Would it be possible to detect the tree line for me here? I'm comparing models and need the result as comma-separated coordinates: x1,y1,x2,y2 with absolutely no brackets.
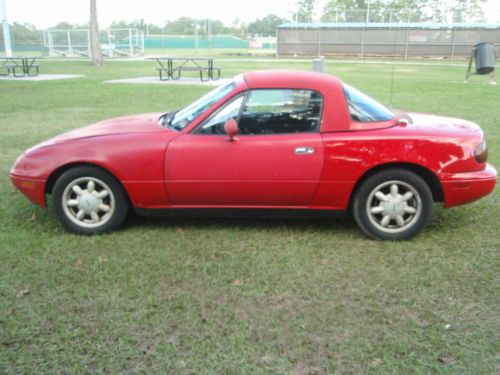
1,0,489,46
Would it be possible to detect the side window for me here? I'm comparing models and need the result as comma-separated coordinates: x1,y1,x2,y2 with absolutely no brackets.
196,95,244,135
239,89,322,135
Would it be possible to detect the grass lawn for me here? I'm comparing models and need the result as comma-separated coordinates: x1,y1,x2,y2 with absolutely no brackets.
0,58,498,374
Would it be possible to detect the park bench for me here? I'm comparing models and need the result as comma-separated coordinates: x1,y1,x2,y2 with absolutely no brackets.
151,57,220,82
0,57,40,77
158,65,221,82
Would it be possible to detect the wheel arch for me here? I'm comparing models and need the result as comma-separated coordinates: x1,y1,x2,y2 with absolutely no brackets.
349,162,444,209
45,162,131,205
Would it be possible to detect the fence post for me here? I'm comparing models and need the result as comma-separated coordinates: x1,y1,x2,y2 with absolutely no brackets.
317,28,321,57
48,30,54,56
404,28,409,60
450,27,455,61
361,28,365,59
107,29,113,57
87,30,91,56
141,30,145,55
129,28,133,56
67,30,72,55
194,20,199,53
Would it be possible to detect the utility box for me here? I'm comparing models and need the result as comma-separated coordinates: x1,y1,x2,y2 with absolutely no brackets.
474,42,496,74
312,57,325,73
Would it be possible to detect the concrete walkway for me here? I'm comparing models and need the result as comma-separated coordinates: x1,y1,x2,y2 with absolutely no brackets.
0,74,84,81
105,76,231,86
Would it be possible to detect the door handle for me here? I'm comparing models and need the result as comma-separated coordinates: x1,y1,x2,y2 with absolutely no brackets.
295,147,314,155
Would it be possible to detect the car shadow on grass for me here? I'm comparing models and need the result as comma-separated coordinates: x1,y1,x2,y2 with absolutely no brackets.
122,211,359,235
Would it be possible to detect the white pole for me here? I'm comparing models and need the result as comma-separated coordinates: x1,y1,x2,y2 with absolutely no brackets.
67,29,72,55
0,0,13,56
48,30,54,56
366,1,371,24
141,31,144,55
108,28,113,57
128,28,133,56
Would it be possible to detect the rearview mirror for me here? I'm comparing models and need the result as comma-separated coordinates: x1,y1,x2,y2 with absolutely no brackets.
224,118,239,142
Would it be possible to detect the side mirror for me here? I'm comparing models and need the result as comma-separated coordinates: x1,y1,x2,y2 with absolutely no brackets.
224,118,239,142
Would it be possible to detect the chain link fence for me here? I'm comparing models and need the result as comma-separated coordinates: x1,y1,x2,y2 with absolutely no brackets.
277,24,500,58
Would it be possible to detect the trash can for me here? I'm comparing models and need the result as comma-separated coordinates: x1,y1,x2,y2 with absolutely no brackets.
474,42,496,75
312,57,325,73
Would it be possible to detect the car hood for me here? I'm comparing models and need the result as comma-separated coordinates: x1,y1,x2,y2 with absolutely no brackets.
404,112,482,137
30,113,166,150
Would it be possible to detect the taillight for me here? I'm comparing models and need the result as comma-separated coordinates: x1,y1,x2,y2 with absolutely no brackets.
474,140,488,163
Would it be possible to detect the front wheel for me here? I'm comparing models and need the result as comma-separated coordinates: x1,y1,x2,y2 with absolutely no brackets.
352,169,433,240
52,166,128,235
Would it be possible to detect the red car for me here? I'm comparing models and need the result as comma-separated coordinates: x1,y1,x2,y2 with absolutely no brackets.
10,70,496,240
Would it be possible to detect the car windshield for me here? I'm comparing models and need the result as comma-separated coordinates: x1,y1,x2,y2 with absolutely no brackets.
168,81,236,130
343,83,394,122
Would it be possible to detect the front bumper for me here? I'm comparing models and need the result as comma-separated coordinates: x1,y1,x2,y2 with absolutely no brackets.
10,172,47,208
441,163,497,208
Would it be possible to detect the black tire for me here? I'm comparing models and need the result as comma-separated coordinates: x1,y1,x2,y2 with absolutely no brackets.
52,166,128,235
352,168,433,240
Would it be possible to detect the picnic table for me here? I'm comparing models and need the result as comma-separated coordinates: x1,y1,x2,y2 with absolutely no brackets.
149,57,220,82
0,57,41,77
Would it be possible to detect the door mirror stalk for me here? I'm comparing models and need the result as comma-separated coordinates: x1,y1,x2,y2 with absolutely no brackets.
224,118,239,142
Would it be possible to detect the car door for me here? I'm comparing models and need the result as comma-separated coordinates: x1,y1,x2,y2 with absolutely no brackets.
165,89,324,207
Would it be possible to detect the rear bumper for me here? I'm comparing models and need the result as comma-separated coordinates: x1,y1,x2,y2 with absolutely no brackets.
441,164,497,208
10,172,47,208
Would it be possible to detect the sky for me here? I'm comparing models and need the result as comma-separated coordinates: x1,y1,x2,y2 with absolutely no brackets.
3,0,500,29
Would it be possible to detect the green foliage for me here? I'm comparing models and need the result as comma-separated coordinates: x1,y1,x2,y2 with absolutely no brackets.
321,0,487,23
296,0,317,22
0,23,40,46
248,15,286,36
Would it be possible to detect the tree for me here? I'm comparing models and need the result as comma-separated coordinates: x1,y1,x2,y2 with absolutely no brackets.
321,0,486,23
296,0,316,22
89,0,103,67
247,14,285,36
163,17,197,34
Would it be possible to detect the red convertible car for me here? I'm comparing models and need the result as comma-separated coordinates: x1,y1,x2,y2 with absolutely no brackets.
10,70,496,240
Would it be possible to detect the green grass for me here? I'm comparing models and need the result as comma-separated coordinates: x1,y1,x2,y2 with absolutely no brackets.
0,59,499,374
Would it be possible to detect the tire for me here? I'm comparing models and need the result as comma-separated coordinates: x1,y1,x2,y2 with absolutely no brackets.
352,169,433,240
52,166,128,235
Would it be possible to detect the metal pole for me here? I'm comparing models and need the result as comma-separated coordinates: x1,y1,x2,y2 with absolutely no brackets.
48,30,54,56
361,28,365,59
107,29,113,57
450,27,455,61
404,28,409,60
141,30,144,55
207,19,212,52
317,28,320,57
128,28,133,56
87,30,91,56
67,29,72,55
194,20,199,53
0,0,13,56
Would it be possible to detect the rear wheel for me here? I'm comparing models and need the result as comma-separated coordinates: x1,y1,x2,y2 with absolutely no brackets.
352,169,433,240
52,166,128,234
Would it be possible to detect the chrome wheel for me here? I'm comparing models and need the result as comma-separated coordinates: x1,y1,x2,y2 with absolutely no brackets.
366,180,422,234
61,177,115,229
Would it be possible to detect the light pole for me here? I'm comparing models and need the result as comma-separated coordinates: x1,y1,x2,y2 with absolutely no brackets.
0,0,13,56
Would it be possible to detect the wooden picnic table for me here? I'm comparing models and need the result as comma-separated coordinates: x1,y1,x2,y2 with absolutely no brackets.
0,56,41,77
149,56,220,82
